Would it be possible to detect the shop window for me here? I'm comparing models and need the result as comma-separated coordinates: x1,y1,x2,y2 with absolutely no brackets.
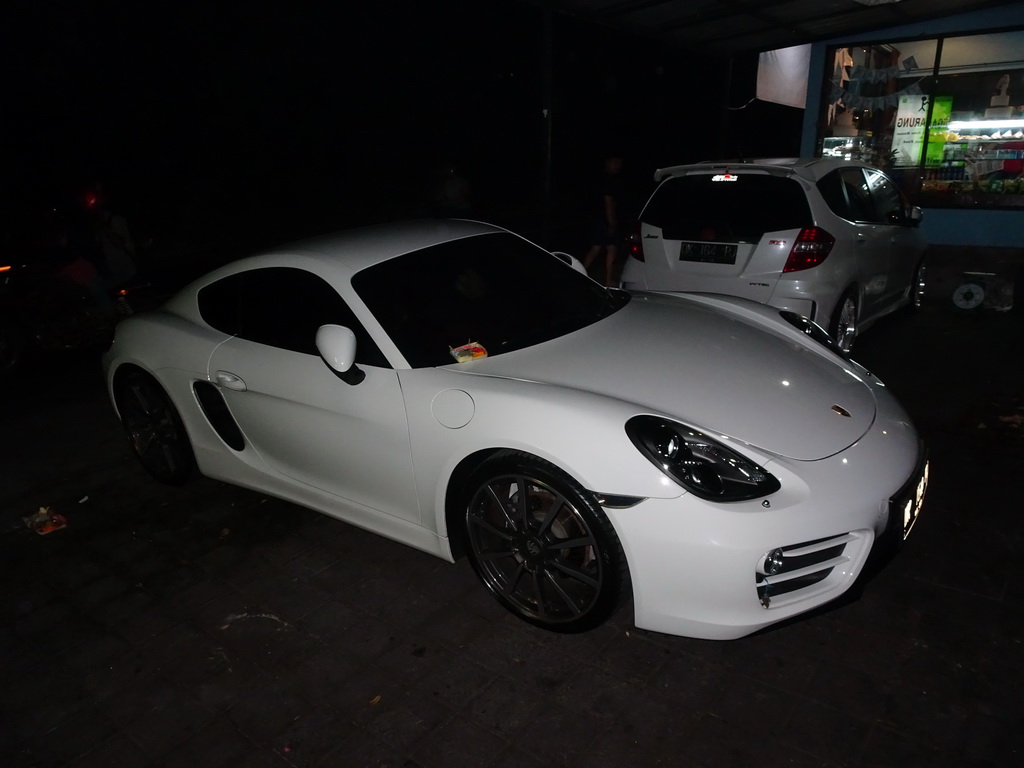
818,30,1024,210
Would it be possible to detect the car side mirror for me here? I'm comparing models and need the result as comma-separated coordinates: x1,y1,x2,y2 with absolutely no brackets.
906,206,924,227
316,324,365,385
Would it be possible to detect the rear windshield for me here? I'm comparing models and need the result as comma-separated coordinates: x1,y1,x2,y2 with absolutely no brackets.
641,173,813,243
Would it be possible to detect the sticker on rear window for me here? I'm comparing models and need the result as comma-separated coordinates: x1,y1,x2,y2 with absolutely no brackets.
711,174,738,182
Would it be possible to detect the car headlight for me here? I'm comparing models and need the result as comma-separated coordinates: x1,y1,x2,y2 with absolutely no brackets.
779,311,849,360
625,416,780,502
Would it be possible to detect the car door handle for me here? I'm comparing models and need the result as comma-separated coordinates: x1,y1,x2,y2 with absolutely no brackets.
215,371,247,392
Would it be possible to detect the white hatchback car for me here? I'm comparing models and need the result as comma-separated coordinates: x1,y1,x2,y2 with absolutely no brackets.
620,158,927,351
103,219,927,640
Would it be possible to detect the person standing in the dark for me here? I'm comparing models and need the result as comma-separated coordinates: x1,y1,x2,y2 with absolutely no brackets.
429,162,473,218
91,184,138,286
583,153,625,287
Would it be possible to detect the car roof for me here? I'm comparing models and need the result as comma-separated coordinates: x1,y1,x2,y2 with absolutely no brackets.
227,218,505,276
653,157,873,184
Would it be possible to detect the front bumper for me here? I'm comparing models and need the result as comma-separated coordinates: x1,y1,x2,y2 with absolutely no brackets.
605,401,925,640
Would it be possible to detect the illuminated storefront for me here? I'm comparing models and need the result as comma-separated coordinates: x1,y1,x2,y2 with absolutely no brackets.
801,5,1024,305
817,31,1024,210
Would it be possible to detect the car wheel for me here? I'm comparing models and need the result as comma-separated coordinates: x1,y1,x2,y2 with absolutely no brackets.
463,452,627,633
115,371,195,485
830,290,858,353
910,259,926,309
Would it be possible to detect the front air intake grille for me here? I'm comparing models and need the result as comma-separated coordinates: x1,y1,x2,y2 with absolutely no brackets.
756,533,857,608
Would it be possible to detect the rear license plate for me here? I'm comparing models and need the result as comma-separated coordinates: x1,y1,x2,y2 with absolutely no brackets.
678,241,737,264
891,459,928,540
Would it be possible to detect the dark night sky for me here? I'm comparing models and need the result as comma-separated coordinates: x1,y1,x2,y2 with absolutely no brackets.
5,0,796,251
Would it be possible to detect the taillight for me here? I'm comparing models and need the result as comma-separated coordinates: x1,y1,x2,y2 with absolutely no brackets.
625,221,644,262
782,227,835,273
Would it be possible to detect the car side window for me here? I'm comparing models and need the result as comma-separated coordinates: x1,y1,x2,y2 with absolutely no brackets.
198,274,243,335
198,267,389,367
841,168,878,223
865,169,907,225
816,170,849,219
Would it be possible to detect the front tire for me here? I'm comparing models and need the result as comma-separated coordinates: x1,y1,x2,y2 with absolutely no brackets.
115,371,195,485
830,289,858,353
463,452,627,633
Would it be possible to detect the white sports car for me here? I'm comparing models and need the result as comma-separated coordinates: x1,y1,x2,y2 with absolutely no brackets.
103,219,927,640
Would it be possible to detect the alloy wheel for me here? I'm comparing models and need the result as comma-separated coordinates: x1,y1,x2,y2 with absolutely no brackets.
911,261,927,309
832,293,858,353
464,460,621,632
118,373,193,484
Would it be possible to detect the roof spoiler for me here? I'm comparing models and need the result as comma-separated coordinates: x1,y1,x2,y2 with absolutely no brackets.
653,157,819,182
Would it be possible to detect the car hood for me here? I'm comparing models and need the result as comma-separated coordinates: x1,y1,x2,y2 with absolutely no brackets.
457,294,877,461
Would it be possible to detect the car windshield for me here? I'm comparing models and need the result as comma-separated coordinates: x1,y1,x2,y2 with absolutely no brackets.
352,232,627,368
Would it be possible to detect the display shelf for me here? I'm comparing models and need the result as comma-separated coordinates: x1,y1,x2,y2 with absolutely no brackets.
926,118,1024,183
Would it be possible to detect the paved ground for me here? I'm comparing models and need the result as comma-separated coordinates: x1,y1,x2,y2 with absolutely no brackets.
2,294,1022,768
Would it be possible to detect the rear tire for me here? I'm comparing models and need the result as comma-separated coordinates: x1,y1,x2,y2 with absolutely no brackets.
115,370,195,485
829,290,858,353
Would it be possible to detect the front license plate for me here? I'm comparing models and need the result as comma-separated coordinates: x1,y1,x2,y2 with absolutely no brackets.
891,459,928,540
678,241,737,264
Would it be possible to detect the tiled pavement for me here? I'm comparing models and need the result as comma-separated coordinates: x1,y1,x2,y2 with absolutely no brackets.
2,299,1022,768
